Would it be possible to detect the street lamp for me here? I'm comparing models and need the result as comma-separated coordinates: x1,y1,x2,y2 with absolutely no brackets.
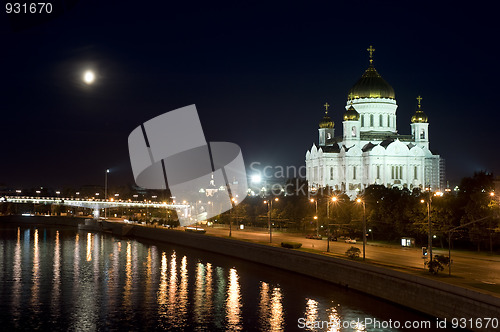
327,196,338,252
310,198,319,236
421,188,442,262
264,197,279,243
356,198,367,261
230,197,237,237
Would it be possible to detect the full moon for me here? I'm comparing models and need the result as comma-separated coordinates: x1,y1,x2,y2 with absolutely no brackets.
83,70,95,84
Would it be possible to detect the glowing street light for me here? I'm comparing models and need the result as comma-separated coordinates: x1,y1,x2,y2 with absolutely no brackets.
327,196,338,252
264,197,279,243
251,174,262,184
310,198,319,236
421,188,442,262
356,198,367,261
228,197,239,237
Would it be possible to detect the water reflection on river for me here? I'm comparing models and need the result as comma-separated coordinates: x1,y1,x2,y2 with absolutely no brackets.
0,225,436,331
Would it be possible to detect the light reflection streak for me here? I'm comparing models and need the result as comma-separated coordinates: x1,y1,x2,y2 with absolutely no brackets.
194,262,205,325
326,305,341,332
145,247,152,298
178,256,188,325
86,232,92,261
226,268,241,330
157,252,168,323
259,282,284,331
12,227,21,322
205,263,213,314
167,251,177,322
259,282,270,329
123,241,132,308
305,299,318,331
74,233,80,282
31,228,39,306
93,233,99,281
269,287,284,331
52,230,61,311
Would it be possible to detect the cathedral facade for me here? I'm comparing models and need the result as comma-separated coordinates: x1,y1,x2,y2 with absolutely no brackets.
305,47,443,197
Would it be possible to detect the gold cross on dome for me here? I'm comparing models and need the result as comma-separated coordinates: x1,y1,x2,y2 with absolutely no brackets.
348,92,355,100
416,95,423,106
367,45,375,63
324,102,330,112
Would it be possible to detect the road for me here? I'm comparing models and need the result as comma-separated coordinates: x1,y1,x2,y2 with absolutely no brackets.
201,226,500,295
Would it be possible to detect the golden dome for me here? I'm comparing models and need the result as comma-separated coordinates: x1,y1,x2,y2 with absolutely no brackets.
411,106,428,123
347,65,395,100
343,104,360,121
319,112,334,128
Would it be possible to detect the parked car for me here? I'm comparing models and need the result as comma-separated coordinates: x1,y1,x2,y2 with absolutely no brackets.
344,238,356,244
185,227,206,234
306,234,322,240
328,235,337,241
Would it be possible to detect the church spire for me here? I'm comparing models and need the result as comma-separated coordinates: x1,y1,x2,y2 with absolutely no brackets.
411,95,428,123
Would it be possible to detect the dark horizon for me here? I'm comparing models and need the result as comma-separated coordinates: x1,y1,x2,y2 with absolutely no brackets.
1,1,499,188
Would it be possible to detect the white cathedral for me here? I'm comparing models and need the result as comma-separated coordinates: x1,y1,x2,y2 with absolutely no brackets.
305,46,444,197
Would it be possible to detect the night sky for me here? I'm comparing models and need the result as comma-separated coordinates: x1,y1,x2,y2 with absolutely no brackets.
1,1,499,189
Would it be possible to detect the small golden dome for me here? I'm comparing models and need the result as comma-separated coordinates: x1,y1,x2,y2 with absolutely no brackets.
411,108,428,123
343,104,360,121
319,112,334,128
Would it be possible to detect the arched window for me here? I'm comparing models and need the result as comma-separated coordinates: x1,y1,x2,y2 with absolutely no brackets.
387,114,390,127
379,114,383,127
420,129,425,139
361,115,365,127
351,126,356,137
370,114,374,126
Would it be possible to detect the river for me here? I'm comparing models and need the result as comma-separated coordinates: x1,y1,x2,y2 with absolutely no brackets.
0,224,445,331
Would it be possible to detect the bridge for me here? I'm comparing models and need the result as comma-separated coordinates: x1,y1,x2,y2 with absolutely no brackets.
0,196,191,220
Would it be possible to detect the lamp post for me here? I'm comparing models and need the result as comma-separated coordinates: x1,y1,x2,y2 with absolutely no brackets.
421,188,442,262
327,196,338,252
264,197,279,243
356,198,366,261
310,198,318,236
422,189,444,262
230,197,237,237
104,169,109,219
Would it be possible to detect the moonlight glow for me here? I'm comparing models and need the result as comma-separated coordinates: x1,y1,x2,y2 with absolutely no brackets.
83,70,95,84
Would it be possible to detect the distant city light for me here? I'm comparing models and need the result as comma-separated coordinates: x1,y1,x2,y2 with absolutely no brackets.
251,174,261,183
